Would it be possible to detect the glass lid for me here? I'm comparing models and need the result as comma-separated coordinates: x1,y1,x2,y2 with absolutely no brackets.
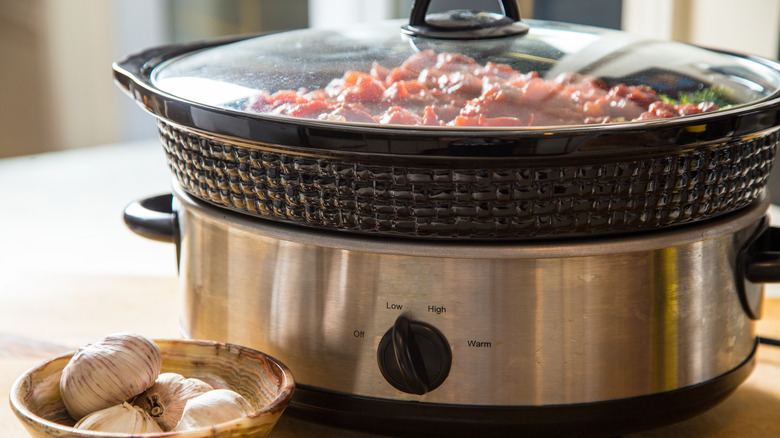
151,5,780,129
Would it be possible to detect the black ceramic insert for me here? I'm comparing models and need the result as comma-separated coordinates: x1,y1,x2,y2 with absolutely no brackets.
159,120,777,239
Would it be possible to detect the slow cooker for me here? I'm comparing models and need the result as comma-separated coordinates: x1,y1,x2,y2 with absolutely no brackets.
115,1,780,436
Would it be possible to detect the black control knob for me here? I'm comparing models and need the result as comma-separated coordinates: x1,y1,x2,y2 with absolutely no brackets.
377,313,452,395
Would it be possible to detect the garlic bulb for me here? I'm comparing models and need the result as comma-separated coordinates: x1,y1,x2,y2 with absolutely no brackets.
133,372,214,430
173,389,254,431
60,332,162,420
74,402,163,433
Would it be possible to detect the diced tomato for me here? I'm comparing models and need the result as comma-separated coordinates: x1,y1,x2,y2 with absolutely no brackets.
522,78,560,105
608,84,659,108
697,101,719,113
553,72,585,86
303,89,329,101
383,81,434,106
270,89,303,105
318,113,347,122
647,101,677,118
527,112,569,126
583,116,613,124
422,106,443,126
635,112,658,121
570,85,605,104
474,62,517,80
403,81,428,96
431,105,460,123
430,90,469,110
342,71,374,86
676,101,718,115
586,76,609,90
459,99,481,118
607,84,629,98
462,84,523,118
324,78,346,98
330,104,377,123
371,62,389,82
479,83,502,101
383,81,409,103
245,92,274,112
583,100,606,118
552,73,608,91
417,68,445,88
378,106,423,125
435,52,478,72
675,103,701,116
480,116,524,126
506,71,538,88
452,115,481,126
438,72,482,98
631,86,659,107
460,99,523,120
385,66,418,85
340,77,386,103
403,49,438,72
598,95,646,120
287,100,334,119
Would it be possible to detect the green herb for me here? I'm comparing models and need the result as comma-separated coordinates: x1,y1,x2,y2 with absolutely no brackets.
659,86,734,108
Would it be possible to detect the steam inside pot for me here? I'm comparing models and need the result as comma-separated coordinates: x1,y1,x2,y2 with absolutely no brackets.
241,49,726,127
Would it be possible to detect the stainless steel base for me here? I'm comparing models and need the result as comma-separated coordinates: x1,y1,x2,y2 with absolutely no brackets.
285,345,756,437
174,184,764,406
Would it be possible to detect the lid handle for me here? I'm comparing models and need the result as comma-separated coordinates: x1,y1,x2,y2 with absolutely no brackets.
403,0,530,40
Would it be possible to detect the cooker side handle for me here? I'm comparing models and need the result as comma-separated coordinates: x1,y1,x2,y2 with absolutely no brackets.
745,226,780,283
738,219,780,319
123,194,178,244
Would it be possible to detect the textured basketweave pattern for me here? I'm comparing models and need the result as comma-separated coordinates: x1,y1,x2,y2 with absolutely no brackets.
158,121,777,239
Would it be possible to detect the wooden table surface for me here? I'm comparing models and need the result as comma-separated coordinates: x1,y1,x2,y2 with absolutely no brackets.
1,273,780,437
2,142,780,437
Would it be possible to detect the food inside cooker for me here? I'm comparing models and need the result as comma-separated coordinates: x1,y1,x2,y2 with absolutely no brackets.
244,49,723,126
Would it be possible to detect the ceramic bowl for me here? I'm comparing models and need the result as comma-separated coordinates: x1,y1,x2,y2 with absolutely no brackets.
9,338,294,438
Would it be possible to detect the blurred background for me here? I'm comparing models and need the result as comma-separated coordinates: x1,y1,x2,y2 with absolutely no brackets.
1,0,779,158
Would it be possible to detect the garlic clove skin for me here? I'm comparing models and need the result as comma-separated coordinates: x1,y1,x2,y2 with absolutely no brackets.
173,389,254,431
133,372,214,431
60,332,162,420
74,402,164,433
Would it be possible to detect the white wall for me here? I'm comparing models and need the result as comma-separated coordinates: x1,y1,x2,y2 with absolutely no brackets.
308,0,398,28
622,0,780,59
112,0,170,142
2,0,170,155
687,0,779,58
41,0,118,150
